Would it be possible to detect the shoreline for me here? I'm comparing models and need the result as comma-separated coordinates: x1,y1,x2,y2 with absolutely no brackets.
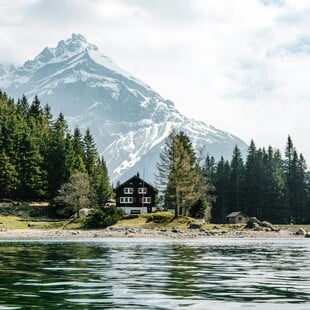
0,226,308,239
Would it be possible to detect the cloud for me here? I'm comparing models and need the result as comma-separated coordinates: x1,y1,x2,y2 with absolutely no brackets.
0,0,309,161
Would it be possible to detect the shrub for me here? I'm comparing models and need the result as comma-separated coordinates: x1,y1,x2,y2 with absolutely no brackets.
145,212,174,223
122,214,139,220
189,197,208,219
86,206,124,228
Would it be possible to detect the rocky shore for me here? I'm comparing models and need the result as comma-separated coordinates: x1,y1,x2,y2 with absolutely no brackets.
0,225,309,239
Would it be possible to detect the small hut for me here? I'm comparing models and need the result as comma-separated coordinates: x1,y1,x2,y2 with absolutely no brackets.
226,211,248,224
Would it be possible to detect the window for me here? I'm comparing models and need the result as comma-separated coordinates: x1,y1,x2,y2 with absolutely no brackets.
120,197,133,204
142,197,151,204
124,187,133,194
138,187,147,194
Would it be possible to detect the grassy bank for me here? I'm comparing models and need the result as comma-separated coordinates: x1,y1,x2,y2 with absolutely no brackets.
117,212,244,230
1,203,309,232
0,202,85,230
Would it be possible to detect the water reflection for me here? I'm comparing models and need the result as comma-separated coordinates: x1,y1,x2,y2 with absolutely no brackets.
0,239,309,309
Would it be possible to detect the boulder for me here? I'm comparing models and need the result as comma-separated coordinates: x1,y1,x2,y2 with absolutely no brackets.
78,208,96,217
261,221,278,232
189,222,203,229
253,222,263,231
296,228,307,236
305,233,310,238
245,217,263,229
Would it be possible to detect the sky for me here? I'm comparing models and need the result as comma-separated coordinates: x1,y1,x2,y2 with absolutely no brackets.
0,0,310,161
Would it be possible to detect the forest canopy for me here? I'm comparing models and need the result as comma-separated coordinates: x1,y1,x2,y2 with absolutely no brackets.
0,90,111,207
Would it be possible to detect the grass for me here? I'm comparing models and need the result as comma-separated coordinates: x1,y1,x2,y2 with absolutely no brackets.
1,205,310,232
117,212,195,229
0,215,29,229
0,214,71,229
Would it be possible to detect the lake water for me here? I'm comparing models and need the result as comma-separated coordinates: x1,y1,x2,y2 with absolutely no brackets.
0,238,309,309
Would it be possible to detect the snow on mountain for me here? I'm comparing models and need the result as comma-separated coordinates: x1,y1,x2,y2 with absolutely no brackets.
0,33,247,183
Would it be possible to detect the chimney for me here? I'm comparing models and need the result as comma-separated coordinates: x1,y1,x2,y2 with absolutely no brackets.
137,172,140,178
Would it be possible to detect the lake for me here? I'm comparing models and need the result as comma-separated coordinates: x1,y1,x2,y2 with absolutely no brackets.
0,238,309,309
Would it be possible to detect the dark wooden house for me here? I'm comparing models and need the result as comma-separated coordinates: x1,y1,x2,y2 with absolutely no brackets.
114,173,158,214
226,211,248,224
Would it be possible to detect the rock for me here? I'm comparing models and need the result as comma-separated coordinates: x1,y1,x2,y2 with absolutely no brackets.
305,233,310,238
245,217,263,229
296,228,307,236
253,222,263,231
78,208,96,217
171,228,178,233
189,222,203,229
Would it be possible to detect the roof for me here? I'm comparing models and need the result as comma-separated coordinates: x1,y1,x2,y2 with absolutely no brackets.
114,173,158,192
226,211,247,218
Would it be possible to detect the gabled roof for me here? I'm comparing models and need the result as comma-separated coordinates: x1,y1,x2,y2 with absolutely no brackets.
226,211,247,218
114,173,158,192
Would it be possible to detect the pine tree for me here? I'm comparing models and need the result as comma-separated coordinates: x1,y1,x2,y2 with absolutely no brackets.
229,146,245,213
72,127,86,172
83,128,98,177
0,151,18,198
157,130,204,216
212,157,231,223
96,157,112,206
16,129,47,199
45,113,69,197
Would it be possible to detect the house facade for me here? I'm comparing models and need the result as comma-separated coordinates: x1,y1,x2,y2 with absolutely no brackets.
114,173,158,214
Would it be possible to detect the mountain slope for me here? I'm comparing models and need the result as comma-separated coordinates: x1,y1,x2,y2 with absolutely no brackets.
0,33,247,183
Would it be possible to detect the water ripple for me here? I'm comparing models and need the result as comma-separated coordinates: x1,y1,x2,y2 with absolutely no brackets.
0,238,309,309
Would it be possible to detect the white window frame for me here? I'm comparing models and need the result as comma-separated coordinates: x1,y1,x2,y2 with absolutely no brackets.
124,187,133,194
138,187,147,194
120,197,133,204
142,197,151,204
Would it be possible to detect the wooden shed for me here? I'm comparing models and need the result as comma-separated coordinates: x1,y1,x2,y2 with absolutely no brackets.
226,211,248,224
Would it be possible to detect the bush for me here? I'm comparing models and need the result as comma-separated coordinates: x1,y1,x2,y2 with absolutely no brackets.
122,214,139,220
145,212,174,223
189,197,208,219
86,206,124,228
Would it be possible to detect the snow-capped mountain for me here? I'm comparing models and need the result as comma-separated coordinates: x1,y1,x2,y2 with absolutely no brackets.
0,33,247,183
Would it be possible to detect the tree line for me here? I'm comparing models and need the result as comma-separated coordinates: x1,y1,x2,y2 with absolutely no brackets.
206,137,310,224
157,130,310,224
0,90,112,210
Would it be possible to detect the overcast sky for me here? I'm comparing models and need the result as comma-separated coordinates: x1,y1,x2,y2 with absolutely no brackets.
0,0,310,161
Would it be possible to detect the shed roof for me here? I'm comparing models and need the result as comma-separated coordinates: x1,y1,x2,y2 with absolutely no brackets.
226,211,246,218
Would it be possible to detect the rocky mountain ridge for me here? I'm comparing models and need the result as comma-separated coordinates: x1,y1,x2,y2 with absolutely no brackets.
0,33,247,183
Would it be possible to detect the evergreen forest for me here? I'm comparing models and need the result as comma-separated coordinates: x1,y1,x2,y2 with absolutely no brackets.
205,138,310,224
157,130,310,224
1,89,310,225
0,91,112,210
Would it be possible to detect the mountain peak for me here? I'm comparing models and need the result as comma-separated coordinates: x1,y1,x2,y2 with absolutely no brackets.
52,33,97,59
71,33,87,42
0,34,248,182
22,33,98,70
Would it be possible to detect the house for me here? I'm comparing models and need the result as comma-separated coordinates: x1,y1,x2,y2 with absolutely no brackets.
226,211,248,224
114,173,158,214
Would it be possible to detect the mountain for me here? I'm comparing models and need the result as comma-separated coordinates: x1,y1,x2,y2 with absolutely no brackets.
0,33,247,183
